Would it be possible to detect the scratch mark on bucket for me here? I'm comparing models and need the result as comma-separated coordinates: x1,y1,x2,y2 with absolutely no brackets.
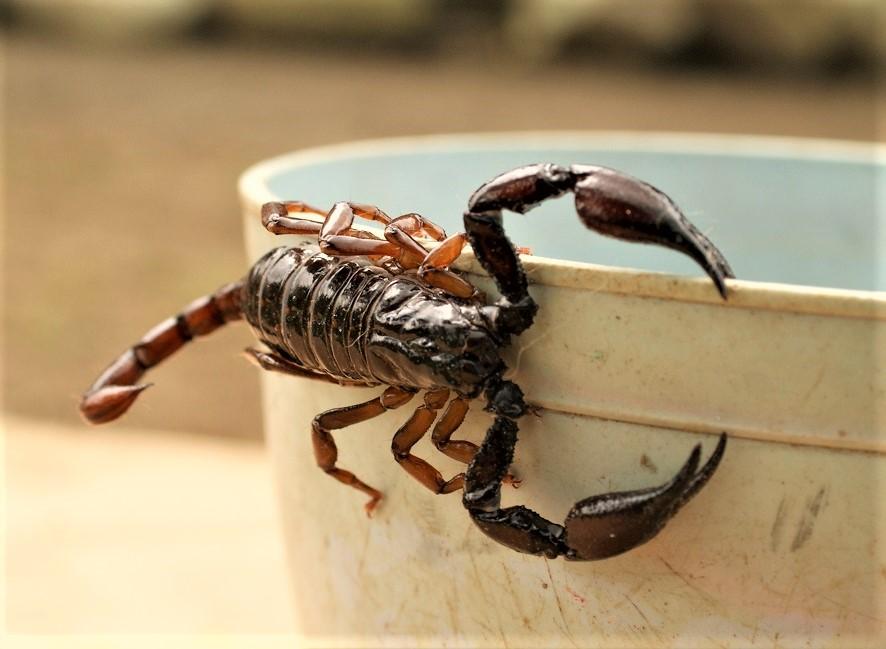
770,497,789,552
790,486,828,552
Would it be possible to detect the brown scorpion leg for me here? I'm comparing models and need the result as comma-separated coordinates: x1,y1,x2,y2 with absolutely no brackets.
415,232,477,299
262,201,404,273
261,201,326,236
315,203,448,267
262,201,463,285
314,202,422,266
385,213,477,298
80,281,244,424
388,212,447,242
313,386,415,516
432,396,520,486
261,201,390,242
391,390,466,495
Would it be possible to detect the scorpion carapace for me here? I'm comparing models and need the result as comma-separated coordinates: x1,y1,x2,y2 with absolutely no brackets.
81,163,732,561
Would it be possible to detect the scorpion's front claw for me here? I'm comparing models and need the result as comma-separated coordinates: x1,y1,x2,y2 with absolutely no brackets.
569,165,735,298
563,433,727,560
465,163,735,307
464,416,727,560
471,506,570,559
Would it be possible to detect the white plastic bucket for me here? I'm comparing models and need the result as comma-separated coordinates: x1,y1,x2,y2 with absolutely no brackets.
239,133,885,648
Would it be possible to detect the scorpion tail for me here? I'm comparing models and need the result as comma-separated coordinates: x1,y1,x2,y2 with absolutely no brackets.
79,280,244,424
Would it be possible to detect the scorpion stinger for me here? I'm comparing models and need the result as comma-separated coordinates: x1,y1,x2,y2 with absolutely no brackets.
461,163,732,559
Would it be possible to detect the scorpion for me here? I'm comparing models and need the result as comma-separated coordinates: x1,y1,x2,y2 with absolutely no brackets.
81,163,732,561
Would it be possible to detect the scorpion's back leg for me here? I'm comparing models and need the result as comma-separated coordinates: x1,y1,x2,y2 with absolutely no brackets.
262,201,426,267
314,386,415,516
260,201,326,235
432,396,474,463
261,201,394,241
432,396,520,486
390,390,467,495
415,232,477,298
261,200,475,298
388,212,447,242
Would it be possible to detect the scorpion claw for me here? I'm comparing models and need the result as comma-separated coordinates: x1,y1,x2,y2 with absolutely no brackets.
563,433,727,560
569,165,734,298
471,506,569,559
79,383,152,425
464,410,727,560
464,163,735,329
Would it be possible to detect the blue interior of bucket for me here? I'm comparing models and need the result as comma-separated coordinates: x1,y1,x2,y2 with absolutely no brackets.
266,142,883,292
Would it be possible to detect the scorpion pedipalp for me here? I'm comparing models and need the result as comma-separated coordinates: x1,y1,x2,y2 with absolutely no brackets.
568,164,735,298
462,380,727,560
562,433,726,560
460,163,733,559
465,163,735,339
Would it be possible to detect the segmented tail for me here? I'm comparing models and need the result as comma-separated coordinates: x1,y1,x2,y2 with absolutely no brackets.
79,280,245,424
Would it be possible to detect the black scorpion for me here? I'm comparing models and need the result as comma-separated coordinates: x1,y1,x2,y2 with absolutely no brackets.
81,163,732,560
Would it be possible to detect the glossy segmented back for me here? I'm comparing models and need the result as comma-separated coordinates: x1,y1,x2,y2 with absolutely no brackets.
243,245,393,384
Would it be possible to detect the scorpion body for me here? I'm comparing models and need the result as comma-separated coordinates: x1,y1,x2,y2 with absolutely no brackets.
244,245,501,395
82,163,732,561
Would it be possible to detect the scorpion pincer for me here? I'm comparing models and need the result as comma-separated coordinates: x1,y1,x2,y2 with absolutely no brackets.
81,163,732,561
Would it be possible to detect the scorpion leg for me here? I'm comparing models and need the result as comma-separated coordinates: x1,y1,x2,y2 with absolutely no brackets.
415,232,477,299
463,379,727,560
317,219,475,299
260,201,326,235
390,390,466,495
431,396,475,463
261,201,390,242
315,202,426,267
389,212,447,242
313,386,415,516
464,163,735,337
262,200,470,294
262,201,415,267
432,396,520,486
317,203,464,275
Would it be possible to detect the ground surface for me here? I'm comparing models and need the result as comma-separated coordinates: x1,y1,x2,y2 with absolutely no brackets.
5,416,293,632
5,33,884,438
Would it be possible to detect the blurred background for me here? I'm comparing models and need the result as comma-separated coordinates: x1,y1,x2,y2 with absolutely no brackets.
3,0,884,635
